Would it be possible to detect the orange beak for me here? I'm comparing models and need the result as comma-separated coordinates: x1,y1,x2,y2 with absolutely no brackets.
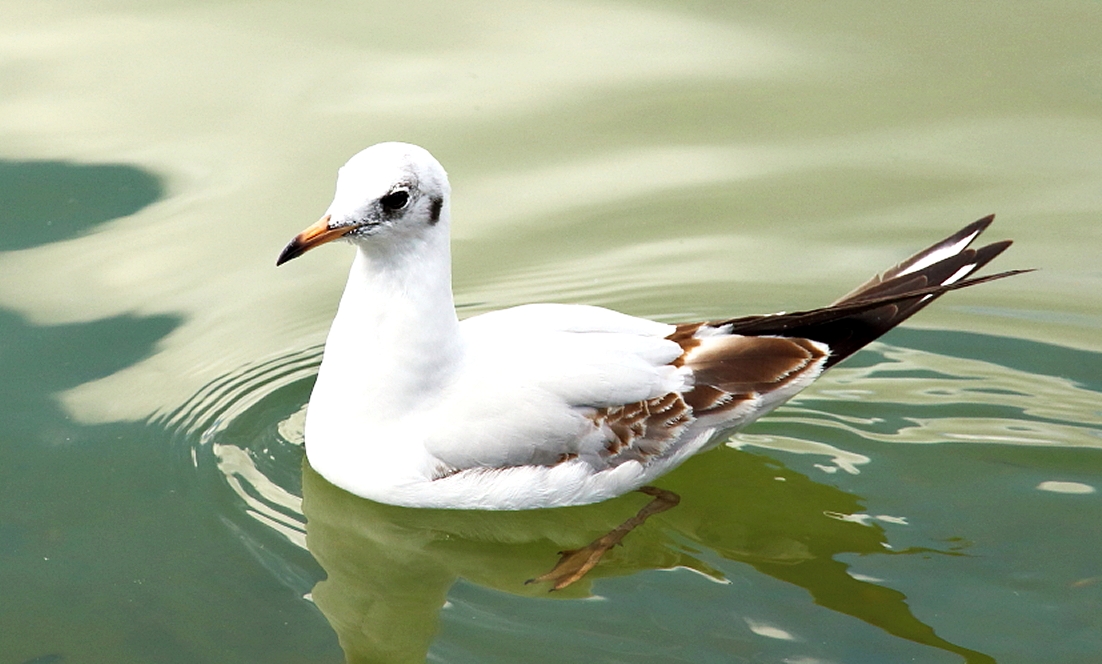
276,215,351,266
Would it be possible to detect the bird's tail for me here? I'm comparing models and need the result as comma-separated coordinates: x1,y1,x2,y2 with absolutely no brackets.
718,215,1029,368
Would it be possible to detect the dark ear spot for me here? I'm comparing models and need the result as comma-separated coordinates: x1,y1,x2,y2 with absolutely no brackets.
429,196,443,225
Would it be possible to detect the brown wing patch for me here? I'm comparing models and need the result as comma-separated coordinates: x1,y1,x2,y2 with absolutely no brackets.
592,391,693,462
587,331,827,467
666,322,704,367
686,335,827,394
681,385,754,416
668,324,829,420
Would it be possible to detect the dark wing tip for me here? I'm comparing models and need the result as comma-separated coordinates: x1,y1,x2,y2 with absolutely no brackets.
715,215,1028,369
834,215,1003,305
964,213,996,235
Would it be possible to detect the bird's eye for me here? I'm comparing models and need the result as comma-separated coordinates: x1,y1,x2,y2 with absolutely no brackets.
380,190,410,212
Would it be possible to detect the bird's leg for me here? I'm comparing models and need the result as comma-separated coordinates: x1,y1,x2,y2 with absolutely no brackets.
526,486,681,591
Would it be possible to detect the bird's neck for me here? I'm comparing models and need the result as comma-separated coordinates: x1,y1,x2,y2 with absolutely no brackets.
310,236,463,426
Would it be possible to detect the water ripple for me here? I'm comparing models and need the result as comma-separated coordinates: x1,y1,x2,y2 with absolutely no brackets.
163,346,321,600
734,334,1102,471
161,329,1095,664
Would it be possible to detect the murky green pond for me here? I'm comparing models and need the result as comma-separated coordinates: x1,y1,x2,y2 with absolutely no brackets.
2,2,1100,663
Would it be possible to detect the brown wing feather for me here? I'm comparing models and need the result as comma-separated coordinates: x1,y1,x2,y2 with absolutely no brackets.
585,218,1023,468
591,392,693,462
589,331,827,465
568,218,1023,472
685,336,828,394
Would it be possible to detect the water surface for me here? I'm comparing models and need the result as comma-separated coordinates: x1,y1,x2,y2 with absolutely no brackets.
1,1,1100,663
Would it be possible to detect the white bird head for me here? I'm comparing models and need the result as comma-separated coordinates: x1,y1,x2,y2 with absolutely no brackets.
277,142,451,265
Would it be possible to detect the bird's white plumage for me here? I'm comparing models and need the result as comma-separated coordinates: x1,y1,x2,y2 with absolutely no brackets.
280,142,1012,510
295,144,708,508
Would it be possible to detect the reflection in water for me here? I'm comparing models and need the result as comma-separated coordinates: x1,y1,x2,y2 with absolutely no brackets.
188,333,1102,663
303,455,991,664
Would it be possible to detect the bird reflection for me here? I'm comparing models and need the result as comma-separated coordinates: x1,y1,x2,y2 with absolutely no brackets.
302,449,994,664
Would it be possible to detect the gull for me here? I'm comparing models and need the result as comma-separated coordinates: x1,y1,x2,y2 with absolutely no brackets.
277,142,1024,588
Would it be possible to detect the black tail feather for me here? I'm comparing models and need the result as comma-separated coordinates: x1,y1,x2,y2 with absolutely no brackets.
717,217,1027,369
832,214,996,305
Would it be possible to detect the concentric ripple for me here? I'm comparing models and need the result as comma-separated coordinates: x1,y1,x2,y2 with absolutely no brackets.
160,346,322,595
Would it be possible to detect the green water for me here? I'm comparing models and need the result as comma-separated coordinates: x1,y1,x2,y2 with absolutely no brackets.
2,1,1100,663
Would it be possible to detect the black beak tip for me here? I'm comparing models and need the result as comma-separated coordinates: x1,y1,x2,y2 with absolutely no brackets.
275,240,303,267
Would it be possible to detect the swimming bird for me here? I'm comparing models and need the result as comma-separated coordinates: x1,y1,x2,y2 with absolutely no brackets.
278,142,1022,587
